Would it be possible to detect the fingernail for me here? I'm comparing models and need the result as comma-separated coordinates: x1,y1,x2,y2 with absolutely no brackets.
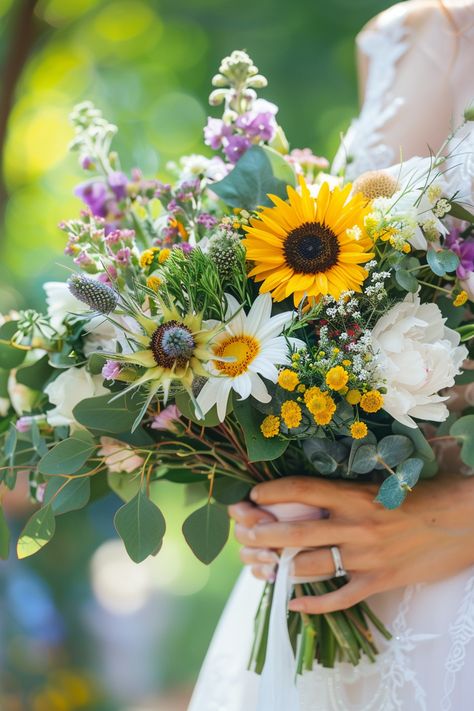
250,487,259,502
288,601,302,612
257,549,279,564
247,529,257,541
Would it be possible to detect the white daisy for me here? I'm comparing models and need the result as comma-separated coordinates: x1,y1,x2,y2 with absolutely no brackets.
197,293,303,422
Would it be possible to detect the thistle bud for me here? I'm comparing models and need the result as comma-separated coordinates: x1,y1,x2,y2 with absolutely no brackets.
68,274,118,314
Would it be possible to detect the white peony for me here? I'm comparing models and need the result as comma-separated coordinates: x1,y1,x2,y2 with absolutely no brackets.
44,366,107,429
371,293,467,428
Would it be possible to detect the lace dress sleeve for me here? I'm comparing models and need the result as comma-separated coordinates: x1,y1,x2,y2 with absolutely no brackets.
332,6,409,180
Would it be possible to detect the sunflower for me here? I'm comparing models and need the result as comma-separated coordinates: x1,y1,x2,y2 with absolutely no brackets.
242,177,374,306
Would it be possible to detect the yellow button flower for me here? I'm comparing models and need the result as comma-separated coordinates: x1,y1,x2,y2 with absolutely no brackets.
360,390,384,413
346,389,361,405
260,415,280,438
326,366,349,391
454,290,468,307
278,368,300,391
350,421,368,439
281,400,302,428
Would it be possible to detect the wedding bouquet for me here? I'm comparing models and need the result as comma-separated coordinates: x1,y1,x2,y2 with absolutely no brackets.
1,50,473,677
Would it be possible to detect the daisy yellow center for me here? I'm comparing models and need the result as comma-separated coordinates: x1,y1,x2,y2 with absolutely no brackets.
283,221,339,274
214,335,260,377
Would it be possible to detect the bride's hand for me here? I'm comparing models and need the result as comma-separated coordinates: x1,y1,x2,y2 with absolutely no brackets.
229,473,474,614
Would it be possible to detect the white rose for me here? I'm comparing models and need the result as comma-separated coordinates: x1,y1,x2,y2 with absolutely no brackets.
44,366,107,429
371,293,468,428
7,372,37,415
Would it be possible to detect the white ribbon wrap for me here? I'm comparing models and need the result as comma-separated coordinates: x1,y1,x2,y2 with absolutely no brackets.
256,503,329,711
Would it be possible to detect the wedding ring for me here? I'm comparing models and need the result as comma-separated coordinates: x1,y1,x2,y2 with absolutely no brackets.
330,545,346,578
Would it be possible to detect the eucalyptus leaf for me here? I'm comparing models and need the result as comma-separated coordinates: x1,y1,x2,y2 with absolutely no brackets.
0,322,26,369
73,391,145,433
450,415,474,467
426,249,459,277
44,477,91,515
38,431,95,475
212,478,251,505
350,444,378,474
376,435,414,468
17,505,56,559
375,458,423,510
107,470,142,502
114,489,166,563
395,269,419,293
16,355,54,390
182,502,230,564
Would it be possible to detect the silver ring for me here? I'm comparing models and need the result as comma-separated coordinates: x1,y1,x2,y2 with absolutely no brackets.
330,545,346,578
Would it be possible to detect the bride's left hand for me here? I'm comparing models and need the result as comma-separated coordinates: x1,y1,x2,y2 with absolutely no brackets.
229,473,474,614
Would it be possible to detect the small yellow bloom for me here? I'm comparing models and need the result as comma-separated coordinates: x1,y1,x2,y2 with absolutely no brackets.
360,390,384,413
146,275,162,292
260,415,280,438
297,384,306,393
139,248,159,268
454,290,468,307
346,389,362,405
158,248,171,264
342,359,351,366
281,400,303,428
326,366,349,391
278,368,300,391
313,406,336,426
340,386,349,395
402,243,411,254
350,421,368,439
291,353,300,361
332,347,340,354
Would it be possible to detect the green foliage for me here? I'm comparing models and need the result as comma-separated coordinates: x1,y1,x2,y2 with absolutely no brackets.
392,421,437,478
375,458,424,509
426,249,459,277
0,507,10,559
449,202,474,223
17,505,56,559
212,478,251,504
303,438,349,475
375,435,414,468
394,269,418,293
38,431,95,475
114,488,166,563
107,470,142,502
0,322,26,369
233,395,289,463
73,390,145,433
211,146,295,211
450,415,474,467
16,354,55,389
182,502,230,564
44,477,91,515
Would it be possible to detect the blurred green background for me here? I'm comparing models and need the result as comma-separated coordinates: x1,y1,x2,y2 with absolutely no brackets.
0,0,394,709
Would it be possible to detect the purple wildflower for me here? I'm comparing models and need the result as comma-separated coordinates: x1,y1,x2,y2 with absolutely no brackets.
173,242,193,254
236,111,276,142
75,181,108,217
204,117,233,150
196,213,217,229
115,247,131,264
108,171,128,200
16,416,32,433
102,360,122,381
446,229,474,279
223,134,251,163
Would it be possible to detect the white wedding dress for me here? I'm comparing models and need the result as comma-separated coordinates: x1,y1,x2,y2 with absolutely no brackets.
188,3,474,710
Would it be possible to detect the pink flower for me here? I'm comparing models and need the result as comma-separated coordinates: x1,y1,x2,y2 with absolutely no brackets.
150,404,181,433
98,436,145,474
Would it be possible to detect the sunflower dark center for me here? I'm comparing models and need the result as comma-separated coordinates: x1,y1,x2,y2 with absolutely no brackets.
150,320,195,369
283,221,339,274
